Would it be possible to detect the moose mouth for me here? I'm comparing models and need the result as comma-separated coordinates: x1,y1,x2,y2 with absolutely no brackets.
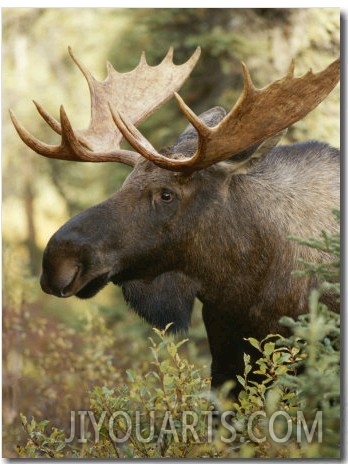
75,273,111,299
40,263,113,299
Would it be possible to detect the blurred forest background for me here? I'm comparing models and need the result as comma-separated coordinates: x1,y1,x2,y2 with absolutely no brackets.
2,8,340,457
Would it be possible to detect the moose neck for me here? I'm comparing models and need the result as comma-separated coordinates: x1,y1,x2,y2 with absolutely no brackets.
175,170,273,308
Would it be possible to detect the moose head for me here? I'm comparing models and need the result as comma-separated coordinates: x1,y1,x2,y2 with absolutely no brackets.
11,48,340,390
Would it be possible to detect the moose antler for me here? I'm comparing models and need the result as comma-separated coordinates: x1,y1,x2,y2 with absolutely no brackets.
10,46,201,166
112,57,340,172
11,49,339,172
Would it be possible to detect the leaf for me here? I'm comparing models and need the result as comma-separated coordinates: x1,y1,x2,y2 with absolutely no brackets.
152,328,162,337
126,369,135,383
238,390,248,402
164,322,174,332
159,360,170,373
253,364,267,375
275,365,288,376
236,375,245,387
55,442,66,452
263,333,283,341
246,337,261,351
263,342,275,357
277,353,292,364
245,364,252,375
175,338,189,350
163,374,175,387
149,347,158,362
167,342,177,357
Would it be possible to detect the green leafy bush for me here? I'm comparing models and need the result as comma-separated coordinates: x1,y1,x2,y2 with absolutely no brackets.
16,327,215,459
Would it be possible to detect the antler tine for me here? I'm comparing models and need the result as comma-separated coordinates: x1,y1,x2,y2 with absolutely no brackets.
162,46,174,63
241,62,256,94
10,108,70,160
286,59,295,78
10,105,97,161
33,100,62,134
110,105,187,171
34,98,95,151
174,93,211,137
118,57,339,172
139,51,147,66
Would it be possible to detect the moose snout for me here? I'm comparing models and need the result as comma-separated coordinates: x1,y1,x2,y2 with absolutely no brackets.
39,201,120,299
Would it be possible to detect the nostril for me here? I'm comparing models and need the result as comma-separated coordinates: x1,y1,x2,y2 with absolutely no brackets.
40,262,81,297
60,265,81,297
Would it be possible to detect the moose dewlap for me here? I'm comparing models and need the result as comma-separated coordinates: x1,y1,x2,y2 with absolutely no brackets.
11,47,340,392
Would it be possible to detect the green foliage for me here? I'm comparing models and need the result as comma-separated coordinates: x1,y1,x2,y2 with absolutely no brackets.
289,209,340,296
85,328,215,458
15,305,340,458
16,327,215,459
222,304,339,459
17,414,68,459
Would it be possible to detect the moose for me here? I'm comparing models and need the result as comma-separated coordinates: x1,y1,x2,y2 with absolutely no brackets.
11,47,340,392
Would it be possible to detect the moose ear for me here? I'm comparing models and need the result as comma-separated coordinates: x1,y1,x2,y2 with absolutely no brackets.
225,129,287,174
121,272,198,333
172,107,227,156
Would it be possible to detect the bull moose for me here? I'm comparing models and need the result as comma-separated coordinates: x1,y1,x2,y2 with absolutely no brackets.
11,47,340,391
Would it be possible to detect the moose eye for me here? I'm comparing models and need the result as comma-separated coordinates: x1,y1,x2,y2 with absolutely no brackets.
160,190,174,202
